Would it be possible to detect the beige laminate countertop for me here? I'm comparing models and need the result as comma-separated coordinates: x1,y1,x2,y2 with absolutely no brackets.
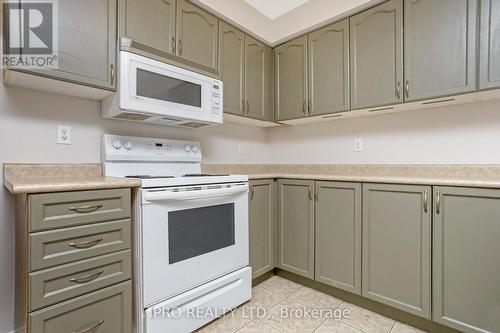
3,164,141,194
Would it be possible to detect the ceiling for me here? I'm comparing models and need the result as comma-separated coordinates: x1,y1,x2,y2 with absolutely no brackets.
192,0,384,46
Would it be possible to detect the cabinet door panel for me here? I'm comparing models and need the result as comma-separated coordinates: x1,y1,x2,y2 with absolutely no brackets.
362,184,431,318
122,0,176,54
350,0,403,109
275,36,308,121
308,19,350,115
433,187,500,333
315,182,361,294
404,0,477,101
278,179,314,279
245,36,273,121
479,0,500,90
176,0,218,70
219,22,245,116
249,180,275,278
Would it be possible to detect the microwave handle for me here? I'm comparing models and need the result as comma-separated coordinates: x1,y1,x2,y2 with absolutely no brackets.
143,184,248,203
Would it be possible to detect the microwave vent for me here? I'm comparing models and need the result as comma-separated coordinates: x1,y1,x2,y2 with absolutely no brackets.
114,112,152,121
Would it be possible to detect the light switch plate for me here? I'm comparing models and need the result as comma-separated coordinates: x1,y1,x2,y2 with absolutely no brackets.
354,138,363,152
57,125,71,145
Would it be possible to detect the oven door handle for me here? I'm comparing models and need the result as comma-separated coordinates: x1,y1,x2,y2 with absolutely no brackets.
143,185,248,203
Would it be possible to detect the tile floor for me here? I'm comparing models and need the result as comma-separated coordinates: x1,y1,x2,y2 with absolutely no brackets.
198,275,427,333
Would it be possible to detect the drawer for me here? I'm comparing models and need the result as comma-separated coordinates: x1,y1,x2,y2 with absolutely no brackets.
30,219,131,271
29,250,131,311
29,281,132,333
29,188,131,232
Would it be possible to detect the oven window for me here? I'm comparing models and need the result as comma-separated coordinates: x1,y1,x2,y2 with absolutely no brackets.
168,203,235,264
136,69,202,107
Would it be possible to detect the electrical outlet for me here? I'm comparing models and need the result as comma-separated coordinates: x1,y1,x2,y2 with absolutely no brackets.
238,143,245,154
354,138,363,152
57,126,71,145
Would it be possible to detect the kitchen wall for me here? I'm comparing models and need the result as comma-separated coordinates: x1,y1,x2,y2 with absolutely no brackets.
0,72,271,332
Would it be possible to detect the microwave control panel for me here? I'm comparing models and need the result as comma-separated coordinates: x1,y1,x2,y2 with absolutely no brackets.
211,79,223,115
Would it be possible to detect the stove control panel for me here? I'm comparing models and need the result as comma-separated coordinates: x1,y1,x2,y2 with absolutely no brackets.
103,134,202,162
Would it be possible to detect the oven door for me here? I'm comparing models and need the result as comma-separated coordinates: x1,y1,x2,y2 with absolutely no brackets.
140,182,249,307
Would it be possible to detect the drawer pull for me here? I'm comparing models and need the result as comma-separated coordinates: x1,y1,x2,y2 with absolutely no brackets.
69,270,104,284
68,238,103,249
69,204,103,213
72,320,104,333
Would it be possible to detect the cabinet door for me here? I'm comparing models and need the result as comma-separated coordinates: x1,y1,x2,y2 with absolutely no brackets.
219,22,245,116
350,0,403,109
249,180,275,278
122,0,176,55
278,179,314,279
275,36,308,121
308,19,350,116
20,0,117,90
315,182,361,295
404,0,477,101
176,0,218,71
245,36,274,121
479,0,500,90
362,184,431,319
433,187,500,333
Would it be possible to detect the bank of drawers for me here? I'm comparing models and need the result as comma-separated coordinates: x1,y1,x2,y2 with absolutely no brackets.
27,188,132,333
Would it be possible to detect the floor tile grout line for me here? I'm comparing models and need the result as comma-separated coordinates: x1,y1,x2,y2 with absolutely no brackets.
389,320,397,333
233,318,256,333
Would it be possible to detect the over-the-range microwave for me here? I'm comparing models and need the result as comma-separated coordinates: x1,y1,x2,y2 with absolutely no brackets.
102,51,223,128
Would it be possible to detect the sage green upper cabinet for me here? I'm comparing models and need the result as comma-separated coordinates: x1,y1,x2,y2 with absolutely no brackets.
362,184,431,319
176,0,219,71
21,0,117,90
219,22,245,116
245,36,274,121
350,0,403,109
308,19,350,115
315,182,361,295
275,36,308,121
249,180,276,279
278,179,314,279
122,0,176,55
404,0,477,101
479,0,500,90
433,187,500,333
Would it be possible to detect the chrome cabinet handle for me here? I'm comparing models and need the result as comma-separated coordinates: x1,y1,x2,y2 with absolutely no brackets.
308,100,312,114
179,39,183,56
303,101,307,114
308,185,313,201
110,65,114,85
69,270,104,284
436,191,441,215
405,80,410,98
172,36,176,54
314,186,319,202
72,320,104,333
69,204,103,213
423,190,429,213
246,101,249,115
68,238,103,249
396,81,401,100
249,185,254,200
241,100,245,113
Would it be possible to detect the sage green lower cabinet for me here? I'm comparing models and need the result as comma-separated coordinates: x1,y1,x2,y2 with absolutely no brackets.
315,181,361,295
362,184,431,319
278,179,315,279
433,187,500,333
249,180,276,278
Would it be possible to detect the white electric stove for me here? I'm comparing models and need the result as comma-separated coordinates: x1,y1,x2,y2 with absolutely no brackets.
102,134,251,333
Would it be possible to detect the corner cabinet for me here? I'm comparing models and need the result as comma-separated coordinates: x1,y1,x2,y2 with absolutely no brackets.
433,187,500,333
315,181,361,295
479,0,500,90
308,19,350,115
176,0,219,71
121,0,176,55
350,0,403,109
277,179,315,279
13,0,117,91
362,184,431,319
404,0,478,101
248,180,276,279
275,36,308,121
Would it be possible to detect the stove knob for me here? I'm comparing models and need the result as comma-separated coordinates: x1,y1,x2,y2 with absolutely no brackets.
112,140,122,150
184,144,191,152
191,145,199,153
124,141,133,150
